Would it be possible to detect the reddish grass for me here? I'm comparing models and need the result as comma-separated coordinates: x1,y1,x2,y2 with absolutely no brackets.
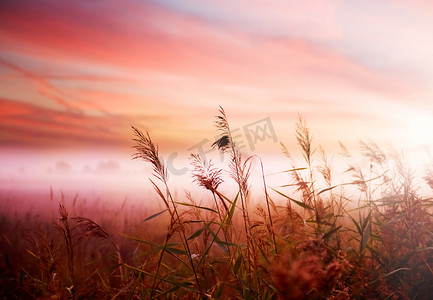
1,111,433,299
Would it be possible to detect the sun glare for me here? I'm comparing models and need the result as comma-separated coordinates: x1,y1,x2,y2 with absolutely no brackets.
399,109,433,148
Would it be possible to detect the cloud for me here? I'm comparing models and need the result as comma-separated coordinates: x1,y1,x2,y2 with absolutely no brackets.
151,0,342,41
0,98,129,148
0,58,84,112
0,0,422,99
1,0,433,155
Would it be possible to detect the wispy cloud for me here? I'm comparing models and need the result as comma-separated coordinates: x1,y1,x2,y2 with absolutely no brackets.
0,98,128,148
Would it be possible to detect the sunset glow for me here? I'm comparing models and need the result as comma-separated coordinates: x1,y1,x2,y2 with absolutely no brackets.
1,0,433,192
4,2,433,298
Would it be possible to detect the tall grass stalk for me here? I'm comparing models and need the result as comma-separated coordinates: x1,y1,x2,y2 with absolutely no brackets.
212,106,255,291
132,126,202,297
260,158,277,256
55,203,76,300
7,108,433,298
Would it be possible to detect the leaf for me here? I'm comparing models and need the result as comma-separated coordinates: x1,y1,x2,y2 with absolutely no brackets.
226,191,239,226
164,246,189,256
233,254,242,275
281,167,308,173
415,247,433,252
155,286,180,298
149,178,167,204
96,269,110,291
386,213,406,224
121,234,187,257
280,183,310,188
25,249,39,259
214,283,223,298
174,202,218,214
384,268,410,277
317,185,339,196
214,189,235,205
207,228,229,254
142,209,168,222
424,258,433,276
119,233,155,247
123,264,199,292
197,193,239,270
361,210,373,233
360,221,371,252
249,224,260,230
323,226,342,240
187,223,209,240
215,239,239,248
345,211,363,236
185,220,206,224
270,187,314,210
244,287,252,300
267,195,277,213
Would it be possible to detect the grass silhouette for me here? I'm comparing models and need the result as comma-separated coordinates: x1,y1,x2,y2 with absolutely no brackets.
1,107,433,299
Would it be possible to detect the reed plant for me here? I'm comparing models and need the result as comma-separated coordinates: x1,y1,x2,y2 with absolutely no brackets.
3,107,433,299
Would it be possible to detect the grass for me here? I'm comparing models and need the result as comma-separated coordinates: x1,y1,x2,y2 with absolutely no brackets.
2,107,433,299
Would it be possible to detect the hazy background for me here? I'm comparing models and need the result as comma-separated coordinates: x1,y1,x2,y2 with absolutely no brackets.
1,0,433,204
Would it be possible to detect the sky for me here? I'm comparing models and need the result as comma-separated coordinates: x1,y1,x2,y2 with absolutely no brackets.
1,0,433,198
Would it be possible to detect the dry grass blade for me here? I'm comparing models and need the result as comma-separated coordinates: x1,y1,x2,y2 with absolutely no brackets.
281,142,291,159
55,203,76,299
131,125,166,181
260,158,277,255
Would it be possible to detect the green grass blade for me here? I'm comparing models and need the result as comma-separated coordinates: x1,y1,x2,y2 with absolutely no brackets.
323,225,342,240
360,221,371,252
233,254,242,275
120,233,156,247
124,264,199,293
142,209,168,222
317,185,340,196
197,193,240,269
174,202,218,214
345,211,363,236
270,187,314,210
188,223,210,240
361,210,373,233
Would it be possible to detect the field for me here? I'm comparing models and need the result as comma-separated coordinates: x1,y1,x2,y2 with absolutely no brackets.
2,108,433,299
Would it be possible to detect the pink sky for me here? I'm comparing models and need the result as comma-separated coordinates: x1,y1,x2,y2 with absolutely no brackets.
1,0,433,196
